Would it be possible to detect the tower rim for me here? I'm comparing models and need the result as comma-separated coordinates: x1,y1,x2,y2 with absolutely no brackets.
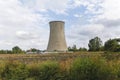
49,21,65,24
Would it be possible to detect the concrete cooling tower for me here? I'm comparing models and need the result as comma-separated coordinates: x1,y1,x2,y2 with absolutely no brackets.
47,21,67,52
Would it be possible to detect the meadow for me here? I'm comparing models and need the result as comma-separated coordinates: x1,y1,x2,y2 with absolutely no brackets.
0,52,120,80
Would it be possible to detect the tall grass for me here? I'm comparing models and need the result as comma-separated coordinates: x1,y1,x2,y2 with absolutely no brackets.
1,61,28,80
27,61,61,80
0,53,120,80
70,57,113,80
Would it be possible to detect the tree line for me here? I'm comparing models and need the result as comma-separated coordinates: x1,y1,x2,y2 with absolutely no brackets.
0,36,120,54
0,46,42,54
0,46,25,54
68,36,120,52
0,46,43,54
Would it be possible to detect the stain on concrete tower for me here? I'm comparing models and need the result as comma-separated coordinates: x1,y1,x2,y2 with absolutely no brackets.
47,21,67,52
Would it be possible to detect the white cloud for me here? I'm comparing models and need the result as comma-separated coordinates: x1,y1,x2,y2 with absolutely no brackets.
72,0,103,15
0,0,49,50
102,0,120,20
74,14,82,18
96,19,120,27
66,24,104,48
68,22,120,48
0,0,120,50
16,31,39,40
89,0,120,21
68,0,120,48
21,0,71,14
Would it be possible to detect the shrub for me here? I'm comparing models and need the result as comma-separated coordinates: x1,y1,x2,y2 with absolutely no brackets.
1,61,28,80
117,66,120,80
104,39,120,52
108,60,120,80
70,57,113,80
1,55,120,80
27,61,62,80
0,61,6,79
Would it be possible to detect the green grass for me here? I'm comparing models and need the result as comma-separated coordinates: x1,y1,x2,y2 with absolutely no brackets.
0,52,120,80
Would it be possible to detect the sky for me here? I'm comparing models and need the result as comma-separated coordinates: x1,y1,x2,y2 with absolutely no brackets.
0,0,120,50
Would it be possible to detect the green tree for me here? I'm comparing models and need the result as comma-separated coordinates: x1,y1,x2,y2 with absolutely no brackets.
72,45,77,51
26,48,41,53
0,50,12,54
78,47,87,51
88,37,102,51
68,45,78,52
12,46,23,54
68,46,72,51
104,38,120,52
31,48,40,52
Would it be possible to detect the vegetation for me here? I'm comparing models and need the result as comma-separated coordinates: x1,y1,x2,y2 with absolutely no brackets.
0,50,12,54
70,57,113,80
0,53,120,80
27,61,61,80
1,61,28,80
88,36,103,51
68,37,120,52
0,46,41,54
104,38,120,52
0,37,120,79
12,46,24,54
68,45,87,52
0,46,25,54
27,48,40,52
0,37,120,53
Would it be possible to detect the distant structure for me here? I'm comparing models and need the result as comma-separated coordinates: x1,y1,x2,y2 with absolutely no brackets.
47,21,67,52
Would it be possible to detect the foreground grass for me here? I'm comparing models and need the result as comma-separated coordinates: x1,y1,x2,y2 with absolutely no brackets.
0,52,120,80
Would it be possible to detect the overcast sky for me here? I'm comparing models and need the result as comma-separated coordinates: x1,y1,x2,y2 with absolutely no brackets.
0,0,120,50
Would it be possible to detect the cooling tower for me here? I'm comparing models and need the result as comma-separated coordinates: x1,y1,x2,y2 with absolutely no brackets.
47,21,67,52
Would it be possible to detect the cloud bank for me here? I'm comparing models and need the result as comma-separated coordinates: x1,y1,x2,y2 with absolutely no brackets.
0,0,120,50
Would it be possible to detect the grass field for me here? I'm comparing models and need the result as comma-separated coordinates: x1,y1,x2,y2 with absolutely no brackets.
0,51,120,63
0,52,120,80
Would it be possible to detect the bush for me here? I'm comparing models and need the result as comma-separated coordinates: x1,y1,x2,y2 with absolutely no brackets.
70,57,113,80
104,39,120,52
117,66,120,80
27,61,62,80
1,56,120,80
0,61,6,79
108,60,120,80
1,61,28,80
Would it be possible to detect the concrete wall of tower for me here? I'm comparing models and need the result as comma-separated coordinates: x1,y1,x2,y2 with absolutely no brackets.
47,21,67,52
